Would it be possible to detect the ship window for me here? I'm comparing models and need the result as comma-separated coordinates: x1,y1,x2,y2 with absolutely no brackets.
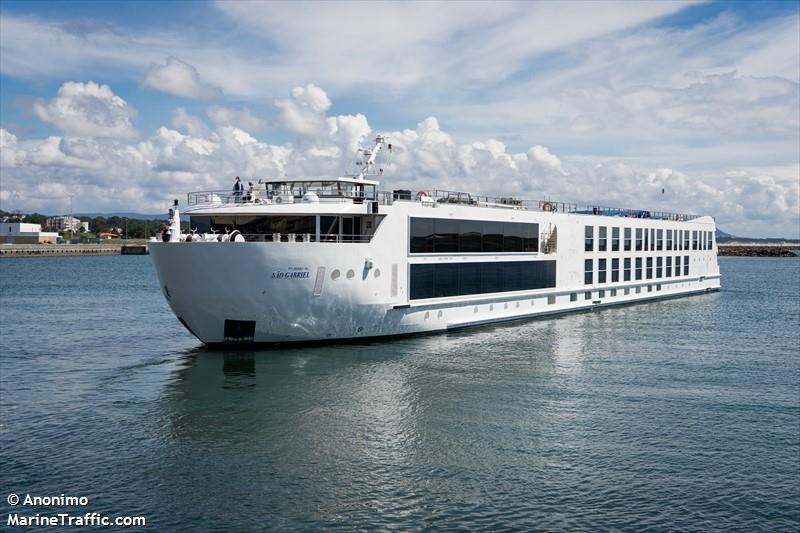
656,256,663,278
636,286,642,294
624,287,630,295
409,260,556,300
612,258,620,282
666,256,672,277
624,227,632,251
683,231,690,250
570,292,578,302
657,284,662,291
548,295,556,305
635,257,643,280
598,226,607,252
624,258,631,281
675,256,681,276
650,228,655,251
666,229,673,251
599,289,605,298
635,228,643,251
610,288,617,297
584,291,591,300
434,219,459,253
648,284,653,292
410,218,538,254
598,258,607,283
584,259,593,285
644,228,649,250
692,230,698,250
684,255,689,276
321,216,340,242
459,220,482,252
646,257,653,279
612,227,620,251
708,231,714,250
585,226,594,252
656,229,663,251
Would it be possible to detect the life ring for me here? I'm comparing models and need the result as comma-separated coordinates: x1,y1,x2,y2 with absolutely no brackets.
275,196,283,204
416,191,429,199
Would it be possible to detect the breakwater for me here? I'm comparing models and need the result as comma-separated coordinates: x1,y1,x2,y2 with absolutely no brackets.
717,243,799,257
0,243,148,257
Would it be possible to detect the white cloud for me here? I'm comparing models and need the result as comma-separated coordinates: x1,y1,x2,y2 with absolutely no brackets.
3,79,799,237
142,57,222,100
31,81,138,139
207,106,269,132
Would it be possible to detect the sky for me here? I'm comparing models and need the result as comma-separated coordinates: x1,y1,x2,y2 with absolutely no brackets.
0,0,798,238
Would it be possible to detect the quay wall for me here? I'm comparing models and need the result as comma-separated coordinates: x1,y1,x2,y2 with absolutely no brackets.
0,243,148,257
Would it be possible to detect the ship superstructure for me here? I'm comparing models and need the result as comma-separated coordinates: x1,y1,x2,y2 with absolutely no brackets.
149,136,720,345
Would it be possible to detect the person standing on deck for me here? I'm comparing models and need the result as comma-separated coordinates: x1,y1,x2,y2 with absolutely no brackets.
233,176,243,203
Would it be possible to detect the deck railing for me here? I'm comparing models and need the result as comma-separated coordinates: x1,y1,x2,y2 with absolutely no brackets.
187,188,704,222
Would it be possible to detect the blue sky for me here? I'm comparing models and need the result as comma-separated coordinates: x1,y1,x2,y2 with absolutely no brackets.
1,0,798,237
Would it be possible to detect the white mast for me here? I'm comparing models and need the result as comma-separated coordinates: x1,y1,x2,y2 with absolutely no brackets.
355,134,389,180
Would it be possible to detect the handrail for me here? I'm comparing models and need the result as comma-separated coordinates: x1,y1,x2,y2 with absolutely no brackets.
187,187,704,222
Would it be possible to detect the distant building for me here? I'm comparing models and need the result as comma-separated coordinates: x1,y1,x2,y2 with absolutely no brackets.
0,222,59,244
46,216,88,233
99,230,121,240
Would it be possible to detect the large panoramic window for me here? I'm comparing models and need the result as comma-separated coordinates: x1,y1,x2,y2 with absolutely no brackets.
584,259,593,285
598,226,607,252
409,218,538,254
635,228,643,251
612,227,620,252
409,260,556,300
624,228,632,251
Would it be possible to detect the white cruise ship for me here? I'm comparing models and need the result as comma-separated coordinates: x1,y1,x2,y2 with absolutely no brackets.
149,135,721,345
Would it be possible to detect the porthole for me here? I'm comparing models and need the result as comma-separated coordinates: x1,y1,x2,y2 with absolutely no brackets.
489,304,494,311
374,268,381,278
504,303,508,310
473,306,478,313
331,269,340,280
424,311,430,320
437,310,443,318
516,302,520,308
346,269,355,279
